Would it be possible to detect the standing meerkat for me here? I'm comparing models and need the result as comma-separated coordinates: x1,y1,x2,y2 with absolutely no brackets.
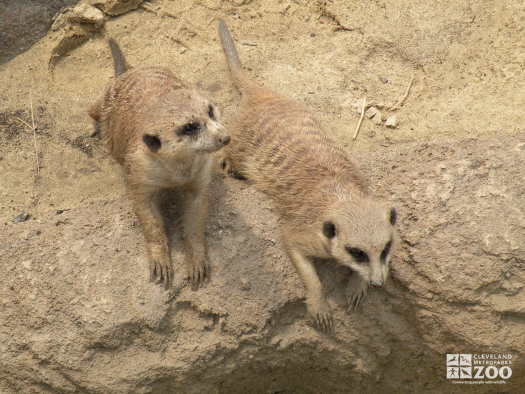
218,20,397,332
89,39,230,289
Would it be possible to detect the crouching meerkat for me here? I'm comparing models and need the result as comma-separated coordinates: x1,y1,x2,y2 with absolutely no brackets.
218,20,397,332
89,39,230,289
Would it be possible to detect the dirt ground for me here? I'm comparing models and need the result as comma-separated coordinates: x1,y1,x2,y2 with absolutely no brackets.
1,0,524,393
1,0,524,225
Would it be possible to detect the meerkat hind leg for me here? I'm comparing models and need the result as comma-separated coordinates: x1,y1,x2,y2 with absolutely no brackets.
345,272,368,311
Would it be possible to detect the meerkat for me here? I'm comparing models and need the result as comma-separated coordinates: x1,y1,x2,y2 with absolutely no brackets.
89,39,230,289
218,20,397,332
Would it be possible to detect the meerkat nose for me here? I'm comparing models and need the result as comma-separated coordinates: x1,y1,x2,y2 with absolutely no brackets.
221,135,231,145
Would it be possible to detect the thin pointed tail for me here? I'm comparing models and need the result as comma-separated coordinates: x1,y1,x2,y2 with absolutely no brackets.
107,38,128,76
217,19,252,92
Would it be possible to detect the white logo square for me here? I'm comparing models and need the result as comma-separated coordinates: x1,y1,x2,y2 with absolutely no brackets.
460,367,472,378
447,367,459,379
447,354,459,366
459,354,472,366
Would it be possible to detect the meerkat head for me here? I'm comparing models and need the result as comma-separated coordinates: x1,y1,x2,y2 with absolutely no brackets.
321,198,397,287
140,90,230,159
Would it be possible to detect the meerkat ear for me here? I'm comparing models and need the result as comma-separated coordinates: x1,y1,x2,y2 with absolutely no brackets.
389,208,397,225
143,134,161,152
208,103,219,120
322,221,336,239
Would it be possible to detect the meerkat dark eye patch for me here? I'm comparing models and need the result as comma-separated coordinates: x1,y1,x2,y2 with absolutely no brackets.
142,134,161,152
322,221,336,239
346,247,369,263
178,122,201,136
380,240,392,263
390,208,397,225
208,104,215,120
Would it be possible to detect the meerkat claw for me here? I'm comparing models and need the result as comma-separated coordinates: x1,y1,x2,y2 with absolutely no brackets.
315,312,334,333
149,258,173,289
164,265,173,290
189,259,209,289
149,261,156,282
308,299,333,333
346,288,367,311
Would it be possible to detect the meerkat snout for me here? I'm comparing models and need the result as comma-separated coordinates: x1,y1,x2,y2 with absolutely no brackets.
197,123,229,152
206,121,230,149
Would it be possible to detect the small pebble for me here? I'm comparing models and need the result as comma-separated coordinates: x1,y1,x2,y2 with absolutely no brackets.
365,106,378,119
13,213,30,223
372,110,383,125
240,278,251,291
385,115,398,128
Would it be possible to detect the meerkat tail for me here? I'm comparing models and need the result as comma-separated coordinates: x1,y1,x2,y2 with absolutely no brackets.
108,38,129,76
217,19,253,92
218,20,242,71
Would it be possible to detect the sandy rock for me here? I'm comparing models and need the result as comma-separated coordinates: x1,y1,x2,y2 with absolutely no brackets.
48,25,92,71
69,3,105,28
2,0,525,392
1,135,524,393
48,3,106,71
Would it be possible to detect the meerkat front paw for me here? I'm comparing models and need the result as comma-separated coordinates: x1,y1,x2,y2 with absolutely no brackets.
218,154,230,173
345,274,368,311
185,256,209,288
147,244,173,290
307,297,334,333
219,154,247,180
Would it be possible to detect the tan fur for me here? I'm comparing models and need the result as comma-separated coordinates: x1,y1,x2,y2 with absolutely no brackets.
218,20,397,332
89,40,230,289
